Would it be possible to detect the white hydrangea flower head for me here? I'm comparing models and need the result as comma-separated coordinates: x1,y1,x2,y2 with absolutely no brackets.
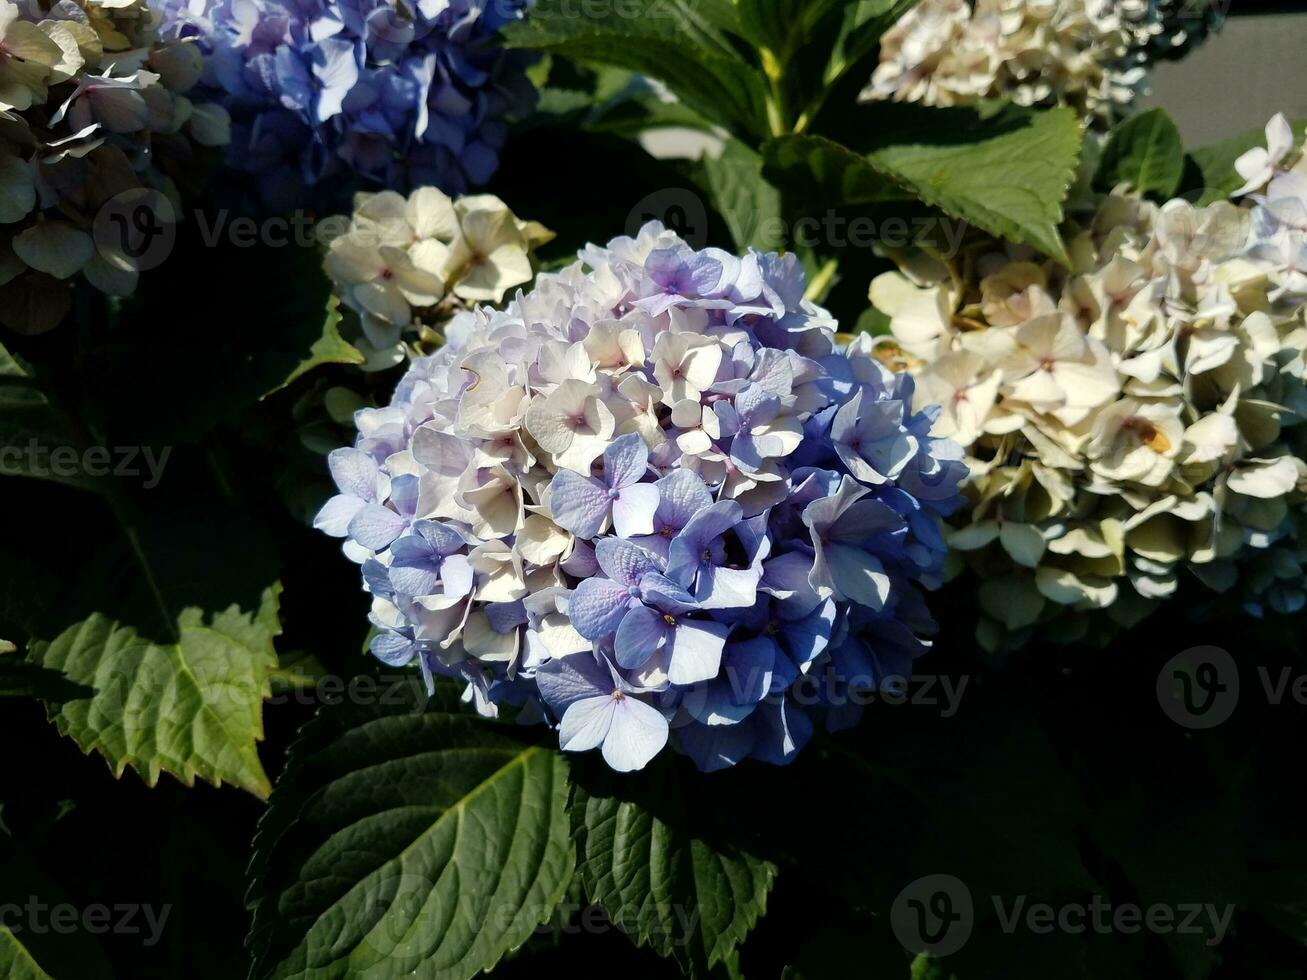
865,0,1210,126
871,115,1307,647
323,187,554,371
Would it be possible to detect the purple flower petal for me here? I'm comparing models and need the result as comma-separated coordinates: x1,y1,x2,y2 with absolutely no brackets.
595,537,663,587
348,503,407,550
602,432,649,489
568,578,632,639
550,469,611,539
614,605,668,669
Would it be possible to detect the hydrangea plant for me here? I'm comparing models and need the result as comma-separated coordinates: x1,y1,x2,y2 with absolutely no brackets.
316,223,966,771
870,114,1307,648
155,0,536,208
0,0,230,333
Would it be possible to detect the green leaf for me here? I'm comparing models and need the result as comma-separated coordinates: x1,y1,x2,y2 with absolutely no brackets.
24,508,285,798
0,931,55,980
1186,118,1307,205
0,657,94,702
503,0,770,140
531,77,716,138
762,133,907,206
246,681,574,980
569,759,776,974
0,838,114,979
781,911,910,979
734,0,844,52
861,103,1082,264
30,592,281,799
1094,108,1185,200
701,140,785,252
799,0,923,135
273,295,364,397
836,0,924,69
267,649,330,695
0,340,94,489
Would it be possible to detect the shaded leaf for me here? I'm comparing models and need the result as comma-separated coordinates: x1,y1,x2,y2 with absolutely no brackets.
504,0,770,140
701,140,785,252
0,339,97,489
0,837,114,980
1095,108,1185,200
569,757,775,975
762,133,907,206
92,230,360,443
0,657,94,702
246,680,574,980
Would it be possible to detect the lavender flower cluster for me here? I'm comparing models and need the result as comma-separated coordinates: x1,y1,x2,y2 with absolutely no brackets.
316,223,966,772
157,0,535,208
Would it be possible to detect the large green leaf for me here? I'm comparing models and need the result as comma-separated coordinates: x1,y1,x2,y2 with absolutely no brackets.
1094,108,1185,200
762,133,907,206
569,759,776,975
863,104,1082,264
246,682,574,980
32,597,280,798
766,104,1082,262
24,509,284,798
503,0,770,140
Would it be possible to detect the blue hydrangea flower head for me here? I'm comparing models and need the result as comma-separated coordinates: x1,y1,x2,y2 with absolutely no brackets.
154,0,535,207
317,222,967,772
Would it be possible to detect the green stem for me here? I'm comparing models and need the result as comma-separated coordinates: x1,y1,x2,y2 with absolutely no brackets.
804,257,839,303
760,47,790,138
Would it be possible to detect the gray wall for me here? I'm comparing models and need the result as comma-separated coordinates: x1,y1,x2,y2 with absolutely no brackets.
1141,12,1307,145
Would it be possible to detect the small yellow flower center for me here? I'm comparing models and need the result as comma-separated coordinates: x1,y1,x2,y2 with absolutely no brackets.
1124,416,1170,453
